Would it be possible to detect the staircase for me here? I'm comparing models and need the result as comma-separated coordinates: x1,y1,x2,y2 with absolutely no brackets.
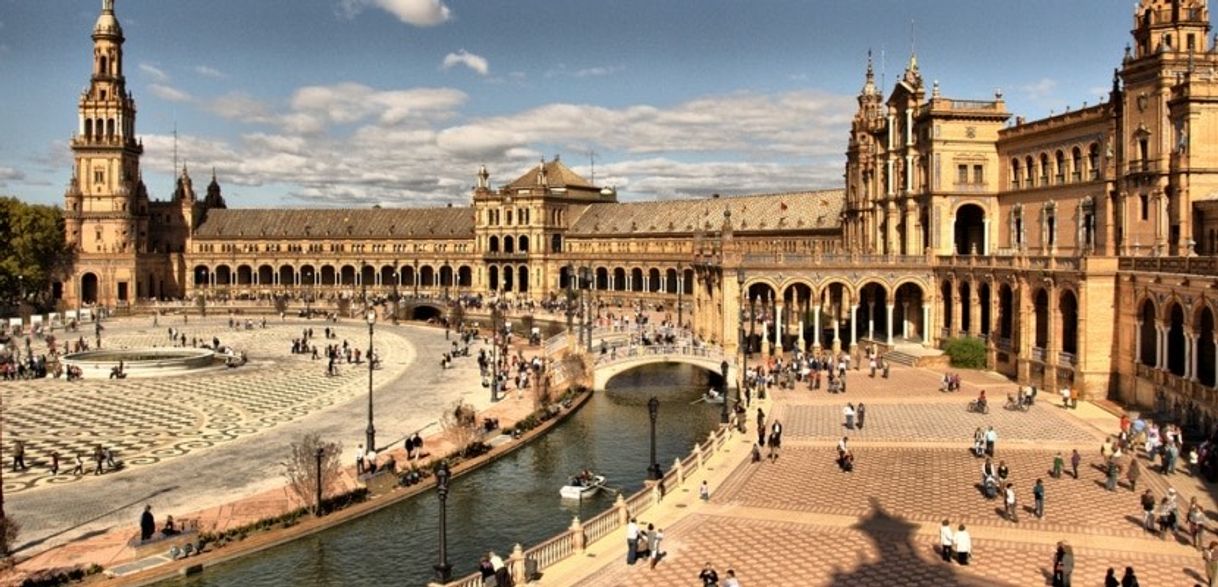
883,343,947,368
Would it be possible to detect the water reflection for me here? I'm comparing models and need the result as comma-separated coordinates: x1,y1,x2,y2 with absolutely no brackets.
167,364,719,587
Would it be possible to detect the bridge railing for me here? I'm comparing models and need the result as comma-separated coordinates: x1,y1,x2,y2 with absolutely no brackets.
593,342,724,367
439,425,734,587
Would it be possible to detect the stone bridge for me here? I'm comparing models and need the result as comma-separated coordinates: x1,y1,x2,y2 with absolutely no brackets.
590,342,737,391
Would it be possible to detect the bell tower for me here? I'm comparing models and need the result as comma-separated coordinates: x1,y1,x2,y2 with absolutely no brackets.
65,0,147,306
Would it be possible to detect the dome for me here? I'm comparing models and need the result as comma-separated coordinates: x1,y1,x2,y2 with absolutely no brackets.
93,1,123,39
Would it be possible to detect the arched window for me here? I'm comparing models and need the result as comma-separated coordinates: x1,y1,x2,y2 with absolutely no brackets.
1025,156,1036,186
503,235,515,254
100,56,108,75
488,235,499,253
1011,158,1022,189
1054,150,1065,184
1088,143,1100,179
1071,147,1082,182
1039,154,1050,186
518,235,529,253
85,119,94,139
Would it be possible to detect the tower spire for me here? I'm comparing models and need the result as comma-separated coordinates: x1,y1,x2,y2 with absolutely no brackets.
103,0,115,14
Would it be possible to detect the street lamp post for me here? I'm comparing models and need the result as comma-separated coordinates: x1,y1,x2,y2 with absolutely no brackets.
314,446,324,516
580,268,593,353
647,397,662,480
433,461,453,583
413,259,419,299
491,306,501,402
737,268,747,406
365,309,377,452
676,263,683,329
391,270,399,325
720,360,731,424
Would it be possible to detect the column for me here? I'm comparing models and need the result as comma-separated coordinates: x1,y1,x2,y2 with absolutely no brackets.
1157,324,1167,370
832,312,841,352
968,288,981,336
314,271,320,286
775,304,784,352
625,272,632,292
812,305,822,349
886,304,895,345
849,304,858,349
902,302,911,339
922,305,931,348
1135,321,1142,364
1188,332,1199,381
868,302,876,340
982,218,991,255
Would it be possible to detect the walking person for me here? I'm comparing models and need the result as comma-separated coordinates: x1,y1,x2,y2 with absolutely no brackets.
139,505,156,542
699,562,719,586
939,519,954,562
354,444,365,475
1203,542,1218,587
700,480,710,502
1104,568,1119,587
1189,499,1207,549
625,518,639,565
1127,458,1141,491
843,403,855,430
71,452,84,476
11,440,26,472
856,402,866,430
1070,449,1081,479
984,426,997,457
649,527,664,569
1120,566,1139,587
1140,489,1157,532
1105,458,1121,491
1051,451,1064,479
1033,479,1045,519
723,569,741,587
1004,482,1018,522
1052,541,1074,587
49,451,59,476
952,524,972,564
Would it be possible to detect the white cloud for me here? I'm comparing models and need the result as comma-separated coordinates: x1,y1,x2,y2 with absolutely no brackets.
0,166,24,184
149,83,192,102
574,65,623,78
139,63,169,82
194,65,227,79
338,0,451,27
441,50,488,76
1020,77,1057,100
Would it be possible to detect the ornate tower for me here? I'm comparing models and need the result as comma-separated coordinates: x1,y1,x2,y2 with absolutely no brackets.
65,0,148,306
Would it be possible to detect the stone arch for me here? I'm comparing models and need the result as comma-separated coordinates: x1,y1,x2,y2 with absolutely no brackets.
595,267,609,290
781,281,815,351
518,235,530,253
503,235,515,254
214,265,233,286
612,267,627,292
340,265,356,286
420,265,436,288
401,265,416,287
1139,298,1157,367
236,265,253,286
488,235,499,253
1197,304,1216,387
518,265,529,293
648,268,661,293
320,265,336,286
958,280,972,333
81,272,100,304
193,265,210,287
1059,288,1079,355
893,281,926,343
360,264,375,286
857,281,890,342
458,266,472,288
488,265,499,291
1167,302,1186,377
278,265,295,287
1033,287,1050,349
258,265,274,286
977,280,992,336
502,264,514,291
954,203,987,255
300,264,316,286
381,265,396,287
941,280,954,333
665,268,679,293
630,267,644,292
998,282,1015,339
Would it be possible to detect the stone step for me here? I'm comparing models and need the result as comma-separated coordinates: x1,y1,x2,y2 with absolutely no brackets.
882,350,921,367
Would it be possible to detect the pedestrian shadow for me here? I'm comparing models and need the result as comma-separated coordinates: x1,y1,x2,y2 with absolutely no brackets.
13,485,179,554
825,497,1020,587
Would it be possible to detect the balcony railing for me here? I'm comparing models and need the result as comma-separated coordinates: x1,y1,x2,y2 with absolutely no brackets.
1058,351,1077,366
1031,347,1046,362
1118,256,1218,277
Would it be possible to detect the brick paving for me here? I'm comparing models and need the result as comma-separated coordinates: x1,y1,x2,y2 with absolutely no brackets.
779,402,1103,444
576,513,1200,587
0,319,418,493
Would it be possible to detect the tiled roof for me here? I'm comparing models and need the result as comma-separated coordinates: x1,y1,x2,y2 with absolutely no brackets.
505,158,598,190
566,190,844,236
193,207,474,239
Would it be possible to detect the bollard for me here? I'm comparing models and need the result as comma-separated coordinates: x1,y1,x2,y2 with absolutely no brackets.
570,516,586,552
615,493,629,526
509,543,526,584
674,457,684,484
694,442,704,470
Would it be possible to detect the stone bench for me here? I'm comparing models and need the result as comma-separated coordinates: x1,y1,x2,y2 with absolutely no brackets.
130,518,201,559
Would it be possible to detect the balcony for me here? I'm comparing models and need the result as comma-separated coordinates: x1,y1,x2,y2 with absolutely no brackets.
483,251,528,260
1031,347,1046,362
1057,351,1077,366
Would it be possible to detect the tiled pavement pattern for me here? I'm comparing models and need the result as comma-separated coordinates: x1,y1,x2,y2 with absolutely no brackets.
714,445,1170,540
779,403,1103,444
0,320,414,493
576,513,1199,587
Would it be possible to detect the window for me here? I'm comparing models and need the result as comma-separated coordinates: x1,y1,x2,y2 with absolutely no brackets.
1054,151,1065,184
973,165,984,185
1088,144,1100,179
94,169,104,184
957,165,968,184
1188,34,1196,52
1140,194,1149,220
1071,148,1082,182
1011,159,1021,189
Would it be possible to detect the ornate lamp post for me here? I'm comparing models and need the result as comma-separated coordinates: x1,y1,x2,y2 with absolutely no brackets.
737,268,747,399
647,396,662,480
314,446,324,516
676,262,683,329
565,264,575,335
433,461,453,583
491,305,502,402
580,267,593,353
720,360,731,424
413,259,420,299
365,309,377,451
391,269,400,325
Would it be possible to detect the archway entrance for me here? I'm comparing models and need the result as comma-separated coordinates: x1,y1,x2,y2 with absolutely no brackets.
954,204,986,255
81,273,99,304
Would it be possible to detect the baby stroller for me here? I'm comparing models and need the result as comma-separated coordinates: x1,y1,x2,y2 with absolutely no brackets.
982,475,998,499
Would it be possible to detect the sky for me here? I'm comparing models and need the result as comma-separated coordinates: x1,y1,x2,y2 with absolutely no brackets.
0,0,1141,209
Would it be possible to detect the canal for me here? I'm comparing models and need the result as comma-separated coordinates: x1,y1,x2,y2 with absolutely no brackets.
168,363,721,586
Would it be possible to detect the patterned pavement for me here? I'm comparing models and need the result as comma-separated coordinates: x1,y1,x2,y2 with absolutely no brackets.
567,362,1212,587
0,319,414,493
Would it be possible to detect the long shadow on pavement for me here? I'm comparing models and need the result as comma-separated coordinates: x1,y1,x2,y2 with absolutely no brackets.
13,485,178,554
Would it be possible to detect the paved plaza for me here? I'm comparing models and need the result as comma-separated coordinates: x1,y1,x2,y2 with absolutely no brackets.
2,315,489,556
551,362,1215,586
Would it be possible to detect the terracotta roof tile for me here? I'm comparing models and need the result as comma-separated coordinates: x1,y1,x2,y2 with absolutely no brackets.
566,189,844,236
193,208,474,239
505,158,597,190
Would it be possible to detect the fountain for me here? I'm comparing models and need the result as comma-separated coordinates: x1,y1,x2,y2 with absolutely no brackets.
61,348,222,379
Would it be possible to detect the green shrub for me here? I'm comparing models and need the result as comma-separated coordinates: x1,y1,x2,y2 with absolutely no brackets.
944,337,987,369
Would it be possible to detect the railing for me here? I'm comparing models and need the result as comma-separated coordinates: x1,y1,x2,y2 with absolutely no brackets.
593,342,723,367
1058,351,1077,366
1031,347,1046,362
1119,256,1218,277
441,425,734,586
996,337,1012,351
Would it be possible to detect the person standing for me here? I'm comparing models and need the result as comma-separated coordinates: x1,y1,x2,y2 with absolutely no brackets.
1140,489,1157,532
1070,449,1081,479
649,527,664,569
1033,479,1046,519
1189,500,1207,550
952,524,971,565
71,452,84,476
1203,542,1218,587
1120,566,1139,587
626,518,640,565
12,440,26,472
939,519,954,562
843,403,855,430
699,562,719,586
1104,568,1120,587
49,451,59,476
1051,452,1064,479
856,402,866,430
723,569,741,587
1052,541,1074,587
1105,458,1120,491
1128,458,1141,491
700,480,710,502
354,444,365,475
140,505,156,542
1004,482,1018,522
984,426,997,457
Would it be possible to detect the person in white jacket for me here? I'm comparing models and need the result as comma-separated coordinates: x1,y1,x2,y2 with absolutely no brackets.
939,519,954,562
952,524,972,565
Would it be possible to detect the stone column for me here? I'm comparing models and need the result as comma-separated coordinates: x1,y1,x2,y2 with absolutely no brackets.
1186,331,1197,381
832,312,841,353
1135,321,1142,364
849,304,859,349
1157,324,1167,370
886,304,895,345
812,305,822,349
922,305,931,348
902,302,911,339
868,302,875,340
776,304,784,353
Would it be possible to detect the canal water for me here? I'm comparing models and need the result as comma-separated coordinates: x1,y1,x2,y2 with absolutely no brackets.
167,363,721,587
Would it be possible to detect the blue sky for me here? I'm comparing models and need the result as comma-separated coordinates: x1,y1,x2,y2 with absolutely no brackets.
0,0,1137,208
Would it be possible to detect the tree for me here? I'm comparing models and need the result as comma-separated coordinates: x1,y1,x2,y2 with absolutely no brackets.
944,337,987,369
439,400,480,457
0,197,75,312
448,303,465,330
282,433,342,514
